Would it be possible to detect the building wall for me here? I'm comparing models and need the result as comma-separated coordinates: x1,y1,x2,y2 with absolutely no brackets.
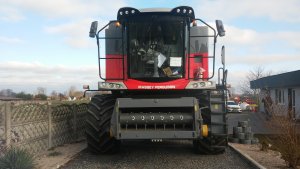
260,87,300,119
294,87,300,119
272,88,286,116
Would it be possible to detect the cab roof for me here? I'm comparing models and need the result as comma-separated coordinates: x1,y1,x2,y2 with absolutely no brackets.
117,6,195,21
139,8,171,13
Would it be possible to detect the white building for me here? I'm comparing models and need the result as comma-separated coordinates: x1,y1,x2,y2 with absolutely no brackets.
250,70,300,119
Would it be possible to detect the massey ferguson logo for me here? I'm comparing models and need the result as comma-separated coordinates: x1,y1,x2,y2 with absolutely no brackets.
138,85,176,89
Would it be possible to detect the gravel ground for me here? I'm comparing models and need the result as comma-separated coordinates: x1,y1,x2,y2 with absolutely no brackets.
36,142,86,169
61,141,253,169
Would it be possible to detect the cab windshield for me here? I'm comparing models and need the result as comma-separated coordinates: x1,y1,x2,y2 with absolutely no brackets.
127,15,185,79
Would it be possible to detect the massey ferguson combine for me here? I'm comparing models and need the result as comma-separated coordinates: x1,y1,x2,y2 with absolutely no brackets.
85,6,228,154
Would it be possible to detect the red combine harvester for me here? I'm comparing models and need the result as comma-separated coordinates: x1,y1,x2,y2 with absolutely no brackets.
85,6,228,154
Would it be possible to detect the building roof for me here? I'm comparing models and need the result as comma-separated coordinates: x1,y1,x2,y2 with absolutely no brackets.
250,70,300,89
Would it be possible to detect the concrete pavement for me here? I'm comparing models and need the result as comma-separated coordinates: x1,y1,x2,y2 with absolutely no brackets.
227,111,276,134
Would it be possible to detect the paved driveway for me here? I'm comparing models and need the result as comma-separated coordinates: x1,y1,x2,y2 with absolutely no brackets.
227,111,275,134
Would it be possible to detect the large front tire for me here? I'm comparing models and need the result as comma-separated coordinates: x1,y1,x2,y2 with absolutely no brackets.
85,94,120,154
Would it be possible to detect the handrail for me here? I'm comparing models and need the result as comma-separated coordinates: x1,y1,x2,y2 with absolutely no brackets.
189,18,217,80
95,21,125,81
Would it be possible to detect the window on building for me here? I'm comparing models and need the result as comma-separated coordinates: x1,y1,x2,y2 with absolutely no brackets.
275,89,285,104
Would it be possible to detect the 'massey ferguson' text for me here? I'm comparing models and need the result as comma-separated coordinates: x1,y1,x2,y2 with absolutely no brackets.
137,85,176,89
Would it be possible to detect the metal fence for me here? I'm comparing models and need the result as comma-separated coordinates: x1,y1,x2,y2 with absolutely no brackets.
0,101,88,155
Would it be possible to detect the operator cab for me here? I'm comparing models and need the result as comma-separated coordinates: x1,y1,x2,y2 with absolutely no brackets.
128,15,184,79
116,7,196,81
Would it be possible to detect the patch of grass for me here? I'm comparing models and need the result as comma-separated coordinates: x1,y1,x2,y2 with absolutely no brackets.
0,147,36,169
48,151,62,157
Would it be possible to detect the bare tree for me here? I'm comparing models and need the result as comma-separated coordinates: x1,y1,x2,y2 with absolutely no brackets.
59,93,66,101
68,86,77,98
50,90,58,100
37,87,47,95
239,66,272,104
67,86,84,100
239,66,272,95
35,87,47,100
265,105,300,168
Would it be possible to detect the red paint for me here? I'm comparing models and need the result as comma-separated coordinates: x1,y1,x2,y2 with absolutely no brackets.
187,53,209,79
123,79,189,90
105,54,127,79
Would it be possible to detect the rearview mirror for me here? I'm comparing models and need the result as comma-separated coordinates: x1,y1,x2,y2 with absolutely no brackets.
216,20,225,37
89,21,98,38
224,69,228,85
221,45,225,65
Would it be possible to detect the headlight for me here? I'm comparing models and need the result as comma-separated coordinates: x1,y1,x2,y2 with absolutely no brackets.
109,83,114,88
193,83,198,88
185,81,216,89
115,84,121,89
98,82,127,90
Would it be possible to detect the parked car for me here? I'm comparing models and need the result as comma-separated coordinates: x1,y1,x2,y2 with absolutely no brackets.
226,101,242,113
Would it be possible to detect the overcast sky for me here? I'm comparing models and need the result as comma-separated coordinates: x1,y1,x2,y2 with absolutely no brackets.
1,0,299,94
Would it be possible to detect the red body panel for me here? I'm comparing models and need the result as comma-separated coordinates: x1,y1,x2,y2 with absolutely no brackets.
188,53,209,79
105,54,127,79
